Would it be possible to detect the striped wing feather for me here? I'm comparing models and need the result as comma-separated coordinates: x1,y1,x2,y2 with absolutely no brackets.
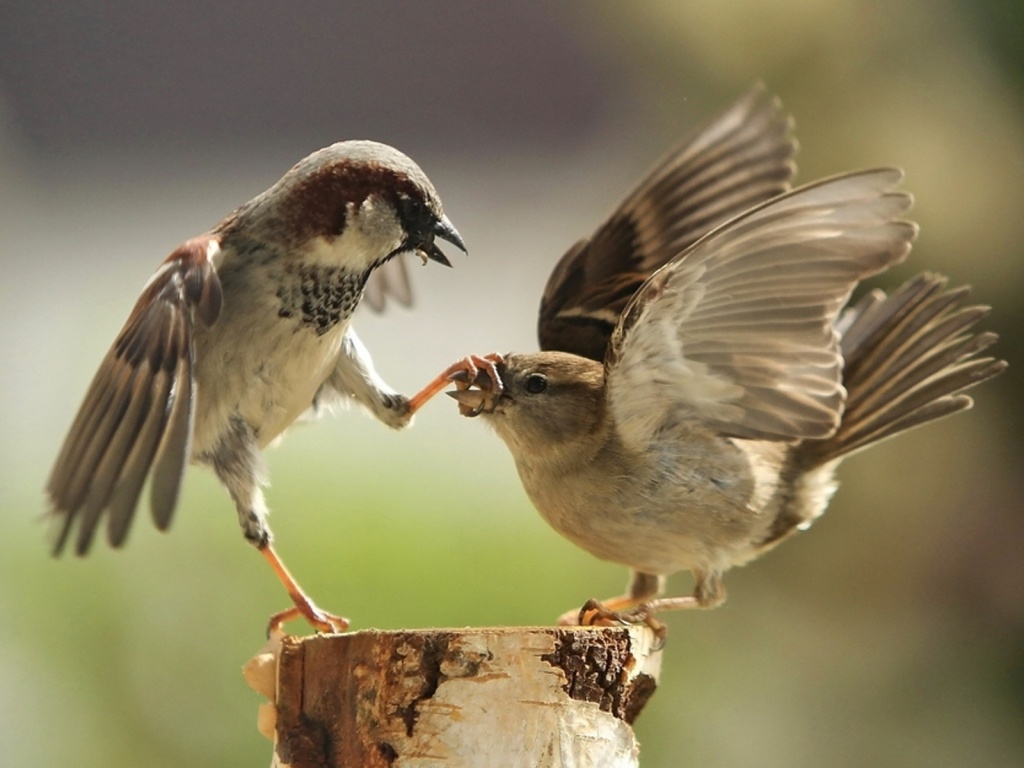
47,238,222,554
538,84,798,362
606,169,918,448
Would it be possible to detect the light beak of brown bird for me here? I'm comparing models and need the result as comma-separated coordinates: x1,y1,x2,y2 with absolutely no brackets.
447,367,504,417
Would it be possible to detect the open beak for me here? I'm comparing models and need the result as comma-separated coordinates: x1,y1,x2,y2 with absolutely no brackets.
447,388,491,417
447,365,504,417
420,214,466,267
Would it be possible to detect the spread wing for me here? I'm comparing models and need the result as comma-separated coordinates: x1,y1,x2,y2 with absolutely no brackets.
538,84,797,362
47,237,223,554
605,169,918,449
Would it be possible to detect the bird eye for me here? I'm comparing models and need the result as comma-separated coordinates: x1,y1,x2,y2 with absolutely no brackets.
524,373,548,394
400,196,427,225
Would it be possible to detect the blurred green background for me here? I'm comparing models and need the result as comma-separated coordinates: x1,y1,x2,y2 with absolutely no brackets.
2,2,1022,766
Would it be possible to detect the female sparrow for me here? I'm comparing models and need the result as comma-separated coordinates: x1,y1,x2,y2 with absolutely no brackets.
425,90,1006,630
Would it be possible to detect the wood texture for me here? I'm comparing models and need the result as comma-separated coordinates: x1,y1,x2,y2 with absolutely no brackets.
245,626,662,768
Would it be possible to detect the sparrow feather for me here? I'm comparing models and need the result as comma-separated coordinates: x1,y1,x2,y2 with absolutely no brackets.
606,169,917,448
47,238,222,554
539,83,798,362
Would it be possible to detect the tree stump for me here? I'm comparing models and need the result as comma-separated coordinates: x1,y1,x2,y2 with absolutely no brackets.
244,626,662,767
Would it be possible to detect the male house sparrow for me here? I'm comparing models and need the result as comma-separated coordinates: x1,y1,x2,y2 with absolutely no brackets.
46,140,465,633
427,89,1007,629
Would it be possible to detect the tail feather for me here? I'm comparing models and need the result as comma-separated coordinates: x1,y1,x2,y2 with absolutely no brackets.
846,325,998,424
801,273,1006,465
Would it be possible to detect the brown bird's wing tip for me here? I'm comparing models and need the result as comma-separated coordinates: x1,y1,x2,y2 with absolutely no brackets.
538,83,798,362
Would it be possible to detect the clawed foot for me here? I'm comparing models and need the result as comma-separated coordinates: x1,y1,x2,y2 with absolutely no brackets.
407,353,505,415
267,600,350,636
260,544,350,636
559,598,669,645
446,353,504,387
446,353,505,416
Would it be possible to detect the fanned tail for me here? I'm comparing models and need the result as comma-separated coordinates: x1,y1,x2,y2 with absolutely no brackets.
800,273,1006,466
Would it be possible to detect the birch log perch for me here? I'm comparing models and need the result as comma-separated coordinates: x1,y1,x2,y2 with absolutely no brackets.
244,626,662,768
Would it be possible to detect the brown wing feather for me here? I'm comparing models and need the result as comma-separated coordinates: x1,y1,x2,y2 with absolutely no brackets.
538,84,797,361
605,169,917,448
148,345,195,532
47,237,222,554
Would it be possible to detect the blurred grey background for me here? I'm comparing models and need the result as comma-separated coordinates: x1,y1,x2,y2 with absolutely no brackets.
2,2,1022,766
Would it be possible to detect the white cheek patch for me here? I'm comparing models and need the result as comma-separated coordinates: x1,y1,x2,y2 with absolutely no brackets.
303,232,380,270
292,196,407,272
299,199,405,270
356,197,406,256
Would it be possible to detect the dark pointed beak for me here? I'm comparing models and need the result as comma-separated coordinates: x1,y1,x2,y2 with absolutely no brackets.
435,214,466,253
422,214,465,267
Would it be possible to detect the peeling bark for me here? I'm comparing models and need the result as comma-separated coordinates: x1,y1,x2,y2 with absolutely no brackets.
245,626,662,768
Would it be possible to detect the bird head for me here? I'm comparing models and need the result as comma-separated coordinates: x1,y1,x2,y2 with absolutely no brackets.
228,139,466,272
448,351,606,456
